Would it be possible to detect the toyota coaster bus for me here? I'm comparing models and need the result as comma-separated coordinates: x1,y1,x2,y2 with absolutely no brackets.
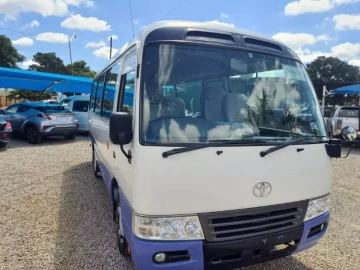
88,21,332,270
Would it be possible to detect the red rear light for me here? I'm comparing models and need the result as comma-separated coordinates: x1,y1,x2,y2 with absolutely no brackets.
37,113,51,120
337,119,342,130
5,122,11,130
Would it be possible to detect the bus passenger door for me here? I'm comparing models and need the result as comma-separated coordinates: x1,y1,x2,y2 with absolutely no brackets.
110,66,135,198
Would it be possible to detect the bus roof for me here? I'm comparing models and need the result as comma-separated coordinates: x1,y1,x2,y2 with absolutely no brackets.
96,20,300,77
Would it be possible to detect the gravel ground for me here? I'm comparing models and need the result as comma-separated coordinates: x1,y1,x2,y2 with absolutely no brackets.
1,137,360,270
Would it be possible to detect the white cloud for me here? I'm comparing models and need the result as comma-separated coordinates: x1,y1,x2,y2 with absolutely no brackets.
333,14,360,31
23,20,40,29
317,34,331,41
12,37,34,46
93,46,118,59
62,0,94,7
272,32,317,51
285,0,333,16
204,20,234,27
85,41,106,48
61,14,111,32
220,13,229,18
36,32,68,43
22,60,40,69
139,25,146,30
107,35,118,41
0,0,93,21
297,49,330,63
348,58,360,66
284,0,360,16
331,42,360,59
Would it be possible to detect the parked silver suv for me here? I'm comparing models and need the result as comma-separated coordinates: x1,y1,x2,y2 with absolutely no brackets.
0,102,79,144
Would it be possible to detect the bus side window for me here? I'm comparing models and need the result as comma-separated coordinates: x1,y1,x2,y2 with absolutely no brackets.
117,71,135,114
101,69,115,119
90,80,97,112
95,74,105,115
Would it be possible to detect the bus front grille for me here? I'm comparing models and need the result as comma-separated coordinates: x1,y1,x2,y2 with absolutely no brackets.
199,200,308,242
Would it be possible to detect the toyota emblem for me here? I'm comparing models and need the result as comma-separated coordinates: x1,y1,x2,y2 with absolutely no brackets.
253,182,272,197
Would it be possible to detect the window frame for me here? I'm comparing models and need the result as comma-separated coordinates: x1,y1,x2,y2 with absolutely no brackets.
94,74,106,115
117,71,135,113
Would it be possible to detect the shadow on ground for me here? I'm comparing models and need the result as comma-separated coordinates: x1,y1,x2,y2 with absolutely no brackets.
54,162,133,270
54,164,313,270
2,133,89,151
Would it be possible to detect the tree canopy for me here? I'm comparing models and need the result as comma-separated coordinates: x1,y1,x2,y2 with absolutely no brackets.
0,35,25,68
306,56,360,84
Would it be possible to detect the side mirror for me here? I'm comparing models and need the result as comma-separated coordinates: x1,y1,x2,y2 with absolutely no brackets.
109,112,133,145
342,126,357,141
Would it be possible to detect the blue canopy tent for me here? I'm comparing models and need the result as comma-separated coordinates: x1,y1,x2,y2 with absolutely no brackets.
0,66,93,93
331,84,360,95
0,66,133,106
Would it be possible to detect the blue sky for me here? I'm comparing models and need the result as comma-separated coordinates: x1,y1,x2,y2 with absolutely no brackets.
1,0,360,72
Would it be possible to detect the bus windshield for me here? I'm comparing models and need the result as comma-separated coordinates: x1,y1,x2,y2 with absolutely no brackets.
140,43,326,144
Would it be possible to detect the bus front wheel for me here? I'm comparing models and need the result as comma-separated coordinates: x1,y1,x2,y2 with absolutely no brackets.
113,185,130,257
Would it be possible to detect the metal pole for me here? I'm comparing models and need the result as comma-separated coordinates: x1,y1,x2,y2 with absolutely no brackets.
110,36,113,59
68,36,73,75
321,85,327,116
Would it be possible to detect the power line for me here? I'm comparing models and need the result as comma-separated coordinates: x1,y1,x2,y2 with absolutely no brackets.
160,0,189,20
128,0,136,41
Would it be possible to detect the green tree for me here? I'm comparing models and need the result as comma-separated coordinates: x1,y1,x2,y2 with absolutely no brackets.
29,52,70,75
66,60,96,78
7,89,53,102
0,35,25,68
306,56,360,84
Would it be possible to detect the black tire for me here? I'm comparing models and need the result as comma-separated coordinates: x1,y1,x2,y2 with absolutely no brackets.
64,133,77,140
25,125,42,144
113,185,130,257
92,145,102,178
0,141,7,148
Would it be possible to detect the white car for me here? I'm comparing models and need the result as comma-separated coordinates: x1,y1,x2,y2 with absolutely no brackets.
326,106,359,138
60,95,90,132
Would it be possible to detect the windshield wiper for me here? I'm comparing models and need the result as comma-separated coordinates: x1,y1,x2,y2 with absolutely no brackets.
259,136,325,157
162,138,268,158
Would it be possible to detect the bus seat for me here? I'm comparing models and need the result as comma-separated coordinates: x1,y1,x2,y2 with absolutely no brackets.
201,87,226,121
222,93,249,122
162,97,186,118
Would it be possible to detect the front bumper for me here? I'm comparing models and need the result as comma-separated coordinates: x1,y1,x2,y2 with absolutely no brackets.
129,212,329,270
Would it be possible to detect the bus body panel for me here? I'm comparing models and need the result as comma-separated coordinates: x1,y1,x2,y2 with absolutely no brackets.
129,143,331,215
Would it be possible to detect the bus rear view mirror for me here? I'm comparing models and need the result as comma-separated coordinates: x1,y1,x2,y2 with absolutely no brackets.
109,112,133,145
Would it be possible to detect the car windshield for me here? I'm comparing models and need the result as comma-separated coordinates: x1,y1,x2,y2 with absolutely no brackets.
60,100,71,109
140,43,326,145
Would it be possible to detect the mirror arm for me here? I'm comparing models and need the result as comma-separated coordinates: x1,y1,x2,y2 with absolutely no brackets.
120,144,132,160
342,144,354,158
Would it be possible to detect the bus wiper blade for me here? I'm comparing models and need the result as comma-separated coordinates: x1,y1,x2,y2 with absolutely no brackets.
162,139,268,158
259,137,322,157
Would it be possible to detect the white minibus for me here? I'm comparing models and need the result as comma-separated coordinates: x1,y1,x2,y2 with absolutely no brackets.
60,95,90,132
88,20,340,270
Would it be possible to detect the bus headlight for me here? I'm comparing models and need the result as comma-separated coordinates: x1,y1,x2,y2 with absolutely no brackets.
304,194,330,221
133,214,204,240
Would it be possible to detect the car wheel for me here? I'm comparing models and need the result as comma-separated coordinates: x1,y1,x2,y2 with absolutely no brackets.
92,145,102,178
0,142,7,148
64,133,77,140
25,126,42,144
113,186,130,257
